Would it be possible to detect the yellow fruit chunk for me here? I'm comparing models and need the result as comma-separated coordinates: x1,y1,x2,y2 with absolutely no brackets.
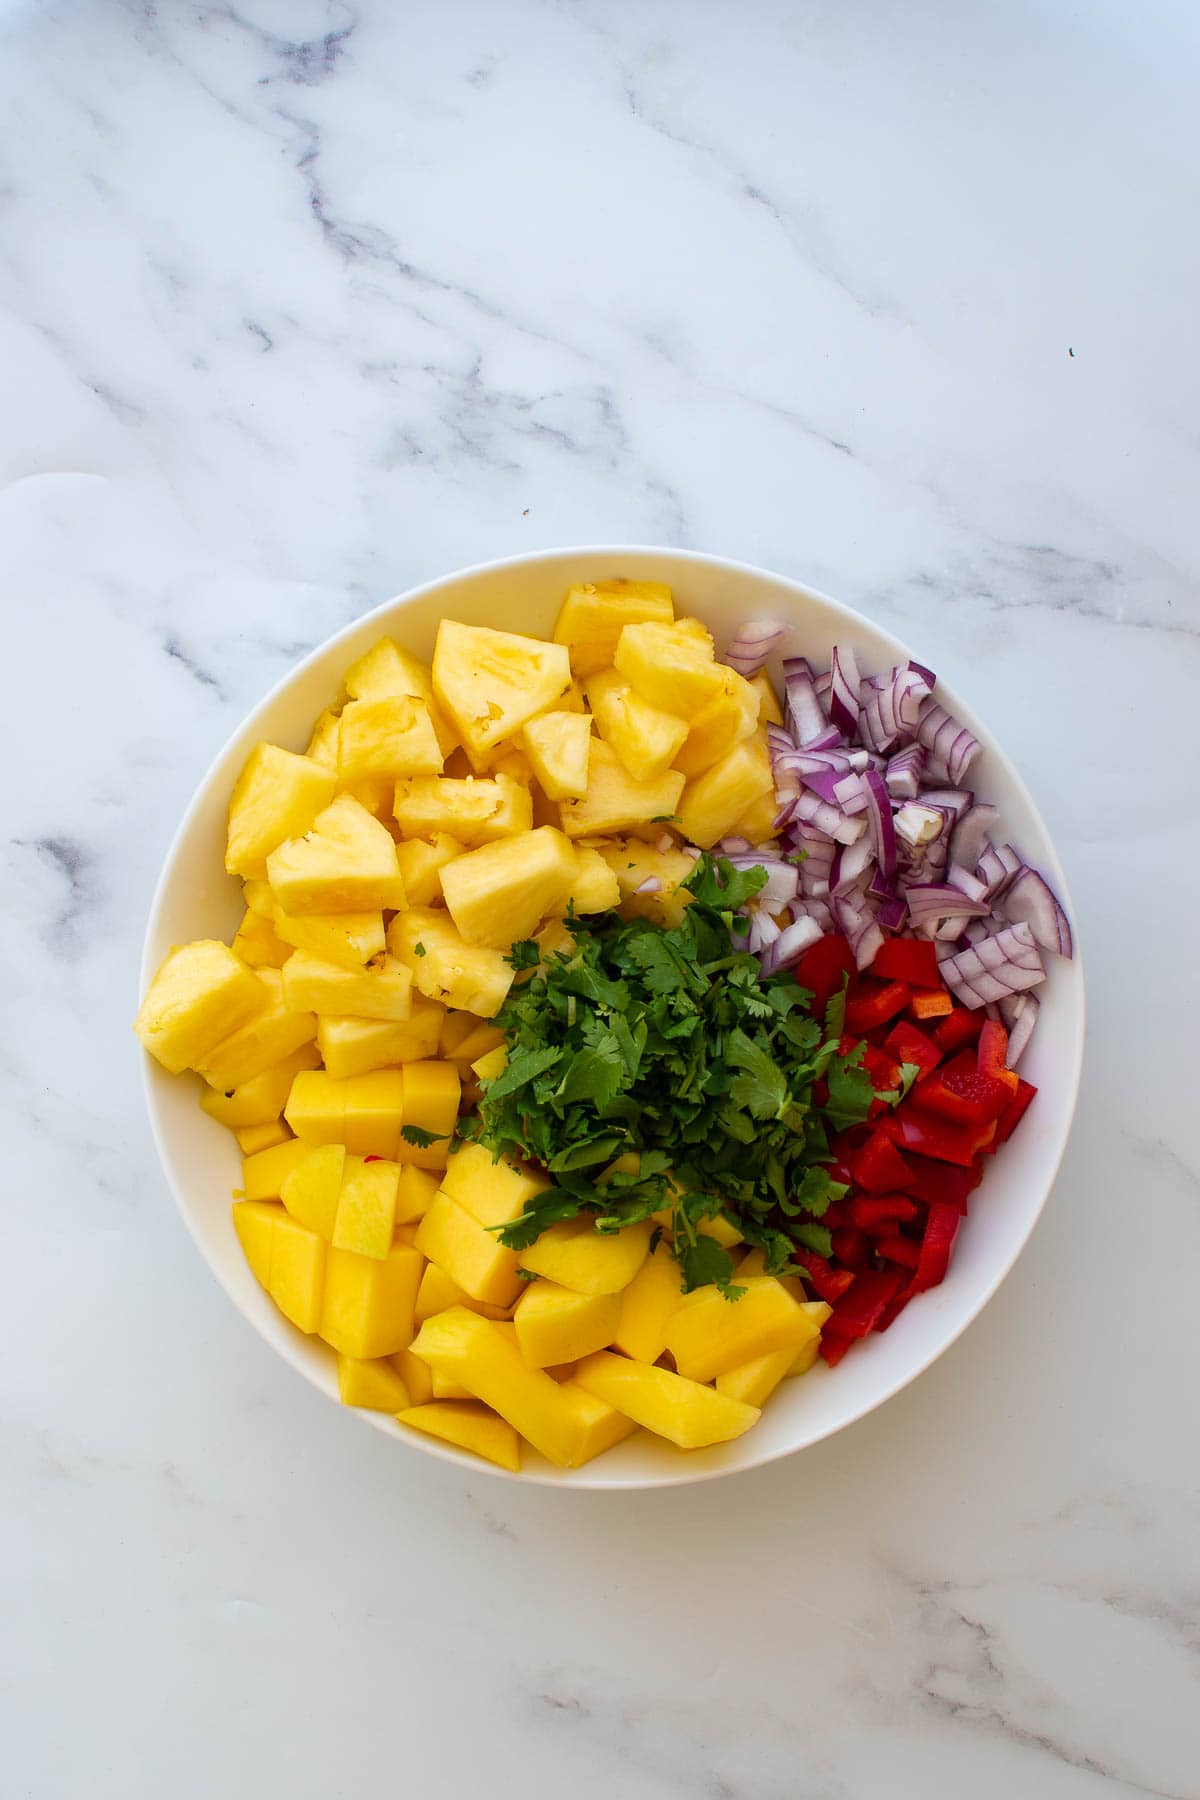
728,786,780,846
337,695,444,782
560,740,685,838
232,1198,280,1288
613,617,724,717
317,995,444,1079
242,1136,311,1201
394,1163,439,1224
273,907,385,969
394,833,464,906
553,579,675,678
389,908,515,1018
306,707,341,767
415,1192,520,1307
333,1155,401,1259
519,1218,652,1295
573,1351,759,1449
337,1354,411,1412
432,620,570,762
440,826,577,950
750,672,784,727
269,1211,329,1332
241,877,276,917
673,667,760,778
789,1303,831,1374
391,1345,433,1404
715,1347,795,1408
556,1381,638,1464
280,948,413,1021
613,1239,686,1363
451,1021,506,1065
398,1401,520,1472
534,918,576,963
731,1247,808,1302
319,1239,423,1358
343,775,398,821
678,735,774,850
600,839,695,929
199,1042,321,1129
520,711,592,800
439,1011,478,1057
393,773,532,846
235,1119,290,1155
413,1261,509,1325
231,907,291,969
196,969,317,1092
472,1046,507,1082
135,940,268,1074
586,669,690,783
397,1061,460,1169
267,794,407,915
285,1069,406,1158
665,1277,818,1383
410,1308,588,1467
431,1369,475,1400
225,744,337,879
342,637,459,757
514,1282,620,1369
441,1142,550,1228
556,846,620,916
281,1143,346,1237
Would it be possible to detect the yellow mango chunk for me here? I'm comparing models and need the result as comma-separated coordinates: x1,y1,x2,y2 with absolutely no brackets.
135,940,268,1074
281,1143,346,1237
225,744,337,879
431,1368,475,1400
450,1021,505,1065
337,695,444,782
559,740,685,838
514,1282,620,1368
553,579,674,678
613,617,725,717
232,1199,280,1290
280,949,413,1021
393,833,464,906
267,794,406,915
273,907,385,969
432,620,570,763
269,1211,329,1332
665,1277,818,1383
242,1136,311,1202
337,1354,411,1412
518,1217,652,1295
389,908,515,1018
613,1239,686,1363
440,826,578,950
410,1308,588,1467
231,906,291,969
333,1155,401,1259
586,669,690,782
285,1069,406,1158
441,1142,550,1228
394,1163,439,1224
472,1046,507,1082
394,773,532,845
600,839,695,929
573,1351,759,1449
556,1381,638,1464
391,1345,433,1404
673,667,759,778
196,970,317,1092
520,711,592,800
200,1043,321,1129
319,1239,423,1358
235,1119,291,1155
678,736,774,851
398,1401,520,1472
398,1062,460,1169
415,1192,521,1308
731,1247,807,1302
715,1346,795,1408
317,998,443,1079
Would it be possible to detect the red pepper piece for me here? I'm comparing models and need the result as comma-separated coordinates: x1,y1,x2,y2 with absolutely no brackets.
932,1006,983,1053
818,1332,854,1367
847,1192,919,1231
912,1051,1013,1126
831,1225,871,1270
861,1044,903,1093
893,1111,992,1167
905,1201,961,1293
819,1198,853,1229
871,937,941,987
909,985,954,1020
845,980,910,1035
875,1293,911,1332
900,1154,980,1212
792,1247,856,1304
883,1019,942,1079
977,1018,1020,1097
795,933,856,1018
823,1268,906,1338
994,1078,1037,1145
875,1234,920,1269
849,1127,915,1193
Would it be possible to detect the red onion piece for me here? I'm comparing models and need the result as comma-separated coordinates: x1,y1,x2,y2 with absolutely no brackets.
759,915,823,976
940,922,1046,1007
945,864,989,904
917,786,973,823
885,744,926,800
791,789,868,845
747,909,782,954
723,618,789,677
862,767,897,878
782,658,828,747
633,876,662,895
905,882,992,934
976,841,1022,900
917,699,981,785
1001,866,1074,958
828,645,861,736
722,854,800,909
1000,992,1039,1065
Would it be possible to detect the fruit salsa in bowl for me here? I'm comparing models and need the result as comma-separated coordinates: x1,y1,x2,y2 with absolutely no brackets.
137,546,1083,1487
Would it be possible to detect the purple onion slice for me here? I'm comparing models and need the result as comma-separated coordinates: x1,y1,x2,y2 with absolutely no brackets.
940,922,1046,1007
759,915,823,976
862,767,897,878
949,802,999,874
723,619,789,678
885,743,926,800
1000,992,1039,1065
976,840,1022,900
917,700,982,785
1001,866,1074,958
828,645,861,736
782,657,829,747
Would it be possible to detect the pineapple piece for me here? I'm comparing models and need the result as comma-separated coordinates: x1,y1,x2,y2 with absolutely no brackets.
196,969,317,1092
339,777,395,822
613,1239,686,1363
273,906,385,969
393,833,464,906
305,708,342,768
389,909,515,1018
439,1010,480,1057
432,621,570,763
337,696,444,782
534,918,576,963
398,1401,520,1472
394,1163,439,1224
520,711,592,801
439,826,577,949
267,794,406,915
749,671,784,727
415,1192,522,1307
241,878,276,919
573,1351,759,1449
241,1136,310,1202
337,1354,411,1412
672,667,759,778
285,1069,406,1158
559,740,684,838
225,744,337,879
665,1277,818,1383
231,907,291,969
678,735,774,850
728,786,781,846
586,669,689,783
281,1143,346,1238
514,1282,620,1369
556,846,620,916
409,1308,590,1467
613,617,725,717
518,1218,652,1295
343,637,460,758
280,949,412,1021
135,941,267,1074
319,1239,423,1358
398,1062,461,1169
553,579,674,678
235,1119,291,1155
393,773,532,846
199,1043,321,1129
471,1045,506,1081
441,1141,549,1228
600,839,695,928
316,996,444,1078
333,1155,400,1259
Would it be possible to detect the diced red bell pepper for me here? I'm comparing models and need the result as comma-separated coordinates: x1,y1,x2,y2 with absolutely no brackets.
795,933,856,1018
871,937,941,987
831,1225,871,1270
900,1154,981,1212
909,985,954,1020
823,1268,906,1338
818,1332,854,1367
826,1156,855,1189
976,1018,1019,1096
875,1234,920,1269
993,1078,1037,1146
792,1247,856,1304
905,1201,961,1294
848,1192,919,1231
911,1050,1013,1127
845,980,910,1035
893,1111,994,1167
849,1127,915,1193
932,1006,984,1053
820,1198,853,1229
861,1044,903,1093
875,1293,912,1332
883,1020,942,1079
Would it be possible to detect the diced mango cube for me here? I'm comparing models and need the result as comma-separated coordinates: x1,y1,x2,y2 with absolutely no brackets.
393,773,532,845
225,744,336,879
450,1021,505,1065
613,1239,686,1362
285,1069,406,1158
409,1308,588,1467
665,1277,818,1383
678,736,774,850
235,1119,291,1156
333,1155,400,1259
613,617,724,717
337,1354,412,1412
518,1218,652,1295
272,907,385,968
586,669,689,783
520,711,591,800
415,1192,521,1307
440,826,577,949
281,1143,346,1238
319,1239,423,1358
389,909,515,1018
316,997,443,1078
232,1199,280,1289
242,1135,311,1202
393,833,464,906
573,1351,759,1449
394,1163,439,1224
391,1345,433,1404
559,740,685,838
399,1062,460,1169
714,1347,795,1408
556,1381,639,1464
196,969,317,1092
431,1368,475,1400
553,579,674,678
280,949,412,1021
432,621,570,762
199,1042,321,1129
672,667,759,778
266,794,407,915
441,1142,549,1228
398,1401,520,1472
135,940,268,1074
269,1212,328,1332
514,1282,620,1368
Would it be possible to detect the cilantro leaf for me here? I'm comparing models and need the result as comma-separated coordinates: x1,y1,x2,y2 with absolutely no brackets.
678,1232,743,1298
683,854,768,913
823,1045,877,1129
506,939,541,971
400,1124,445,1149
483,1043,561,1102
725,1028,788,1120
792,1221,834,1259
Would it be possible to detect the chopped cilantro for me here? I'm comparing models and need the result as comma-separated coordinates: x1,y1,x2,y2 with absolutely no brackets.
400,1124,444,1148
413,942,426,957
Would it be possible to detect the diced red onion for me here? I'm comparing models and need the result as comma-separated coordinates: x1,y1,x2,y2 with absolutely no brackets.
723,854,800,910
655,833,675,854
859,663,933,753
792,895,835,933
945,864,989,904
815,668,833,712
832,836,874,895
885,744,925,800
949,802,999,873
862,768,897,879
1000,992,1039,1065
940,922,1046,1007
718,836,755,854
894,801,945,849
723,619,789,677
828,645,860,736
782,658,828,747
976,841,1022,900
917,786,973,824
833,892,885,970
876,894,907,931
905,882,992,935
917,699,981,785
1001,866,1074,958
759,915,823,976
747,909,782,954
634,876,662,895
791,788,867,845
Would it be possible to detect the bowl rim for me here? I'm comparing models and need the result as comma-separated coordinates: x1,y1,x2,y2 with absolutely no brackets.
140,542,1085,1489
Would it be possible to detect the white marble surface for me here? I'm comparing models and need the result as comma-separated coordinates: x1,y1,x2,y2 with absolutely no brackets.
3,1,1198,1794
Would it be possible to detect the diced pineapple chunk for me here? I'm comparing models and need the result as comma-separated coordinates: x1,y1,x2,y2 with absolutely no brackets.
749,671,784,727
439,826,577,949
316,996,444,1078
553,579,674,678
389,909,515,1018
599,839,695,929
451,1021,506,1065
665,1277,819,1383
673,667,760,778
235,1119,291,1156
398,1061,461,1169
415,1192,521,1308
393,773,532,845
471,1046,507,1082
550,845,620,916
393,833,464,906
337,1354,411,1412
267,794,407,915
195,969,316,1092
514,1282,620,1368
728,786,780,846
586,669,689,782
281,1143,346,1238
520,711,592,800
135,941,268,1074
518,1218,652,1295
398,1401,520,1471
342,637,459,757
678,735,774,850
199,1043,321,1129
573,1351,759,1449
272,907,385,969
410,1308,590,1467
432,621,570,762
441,1142,549,1227
613,617,725,717
337,696,444,782
613,1239,686,1362
231,907,291,969
306,708,342,768
242,1136,311,1202
319,1239,423,1358
225,744,337,879
280,949,412,1021
559,740,685,838
333,1155,401,1259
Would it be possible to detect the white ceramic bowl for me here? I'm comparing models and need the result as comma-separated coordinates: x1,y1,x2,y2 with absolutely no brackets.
141,546,1084,1488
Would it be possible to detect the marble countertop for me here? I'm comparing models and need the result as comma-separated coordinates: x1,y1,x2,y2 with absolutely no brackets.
4,2,1198,1795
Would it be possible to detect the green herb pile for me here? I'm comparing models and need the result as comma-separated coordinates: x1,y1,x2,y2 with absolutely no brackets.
459,855,907,1296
